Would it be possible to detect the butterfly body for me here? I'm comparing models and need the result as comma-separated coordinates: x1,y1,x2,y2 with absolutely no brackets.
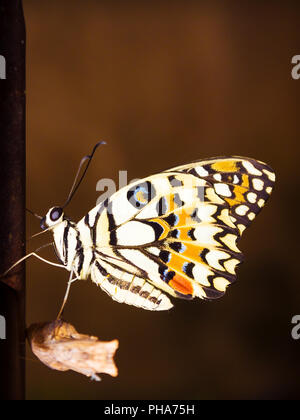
41,156,275,311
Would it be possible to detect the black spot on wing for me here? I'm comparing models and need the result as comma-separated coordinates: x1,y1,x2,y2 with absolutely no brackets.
107,209,116,231
188,228,196,240
158,264,175,282
84,213,90,227
156,197,168,216
189,168,200,179
164,213,178,227
169,241,185,253
110,230,118,246
127,181,156,209
143,220,165,241
200,248,210,263
183,262,195,279
168,175,183,187
173,193,184,208
159,250,171,263
170,229,180,239
190,208,201,223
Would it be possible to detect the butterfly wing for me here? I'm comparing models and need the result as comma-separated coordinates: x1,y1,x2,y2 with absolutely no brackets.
84,157,275,310
167,156,275,235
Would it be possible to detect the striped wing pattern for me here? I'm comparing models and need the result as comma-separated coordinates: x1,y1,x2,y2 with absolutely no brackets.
86,157,275,311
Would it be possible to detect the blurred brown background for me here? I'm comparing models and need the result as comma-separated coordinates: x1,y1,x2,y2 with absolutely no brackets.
24,0,300,399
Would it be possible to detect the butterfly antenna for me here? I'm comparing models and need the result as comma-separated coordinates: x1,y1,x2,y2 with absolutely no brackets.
26,208,42,219
0,242,56,279
62,141,106,209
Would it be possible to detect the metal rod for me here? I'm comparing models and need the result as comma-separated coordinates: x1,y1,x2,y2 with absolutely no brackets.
0,0,26,400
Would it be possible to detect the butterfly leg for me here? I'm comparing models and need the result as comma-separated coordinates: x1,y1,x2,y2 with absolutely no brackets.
57,270,79,320
1,249,66,278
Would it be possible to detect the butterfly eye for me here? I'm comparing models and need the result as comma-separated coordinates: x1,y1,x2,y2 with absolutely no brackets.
40,217,47,230
50,207,63,222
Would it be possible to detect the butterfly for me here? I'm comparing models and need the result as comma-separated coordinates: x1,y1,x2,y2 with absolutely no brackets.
13,143,275,314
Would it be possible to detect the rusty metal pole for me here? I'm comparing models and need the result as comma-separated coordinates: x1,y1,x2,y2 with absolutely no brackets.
0,0,26,400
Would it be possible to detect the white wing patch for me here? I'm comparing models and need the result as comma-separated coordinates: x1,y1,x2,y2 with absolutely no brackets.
116,221,156,246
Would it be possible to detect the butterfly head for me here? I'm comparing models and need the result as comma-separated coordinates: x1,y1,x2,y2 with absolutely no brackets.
40,207,64,230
